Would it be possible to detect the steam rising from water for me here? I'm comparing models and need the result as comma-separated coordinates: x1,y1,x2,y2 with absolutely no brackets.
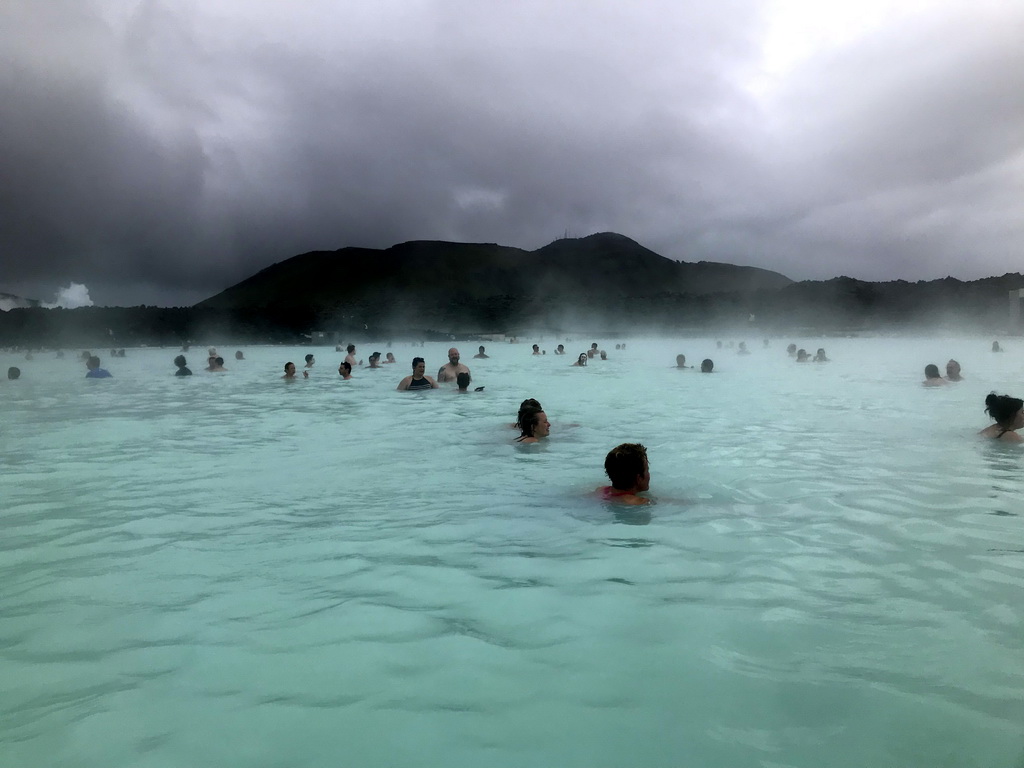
42,283,93,309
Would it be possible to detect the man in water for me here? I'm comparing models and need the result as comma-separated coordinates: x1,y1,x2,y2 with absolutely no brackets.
345,344,362,368
597,443,651,505
555,344,565,355
456,371,472,393
304,353,315,368
209,357,228,372
945,359,963,381
85,356,112,378
473,345,489,359
700,359,714,373
338,361,353,379
283,362,308,379
437,348,470,383
8,366,21,380
174,355,192,376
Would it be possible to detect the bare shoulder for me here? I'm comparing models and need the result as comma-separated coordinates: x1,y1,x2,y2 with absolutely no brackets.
426,376,439,388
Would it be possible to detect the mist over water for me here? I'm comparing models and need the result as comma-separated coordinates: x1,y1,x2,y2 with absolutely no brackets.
41,282,94,309
2,336,1023,767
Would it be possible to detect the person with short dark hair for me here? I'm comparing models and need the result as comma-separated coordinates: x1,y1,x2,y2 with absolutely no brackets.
474,345,489,359
338,361,353,379
675,354,690,369
209,357,227,372
980,394,1024,442
532,344,541,356
367,352,382,368
598,443,651,505
283,362,307,379
992,341,1003,352
814,348,829,363
456,371,472,392
515,407,550,443
700,359,714,373
555,344,565,355
85,356,112,378
398,357,438,391
345,344,362,368
945,359,962,381
174,355,192,376
385,352,396,364
923,364,946,387
795,349,810,362
8,366,20,380
786,343,797,356
304,353,315,368
235,350,244,360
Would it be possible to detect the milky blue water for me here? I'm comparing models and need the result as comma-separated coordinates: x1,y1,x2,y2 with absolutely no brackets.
2,337,1023,767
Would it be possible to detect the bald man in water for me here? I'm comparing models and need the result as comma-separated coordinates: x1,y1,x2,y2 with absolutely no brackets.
437,348,470,383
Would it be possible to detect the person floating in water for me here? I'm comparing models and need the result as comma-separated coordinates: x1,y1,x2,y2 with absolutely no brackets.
174,355,192,376
385,352,396,364
8,366,21,380
814,348,829,362
945,359,962,381
532,344,541,356
473,345,489,359
555,344,565,355
338,361,353,379
209,357,227,372
367,352,382,368
398,357,438,391
304,353,315,368
922,364,947,386
515,406,550,443
283,362,307,379
456,371,473,393
700,358,714,373
437,348,470,383
598,443,651,505
235,350,245,360
795,349,810,362
786,343,797,357
980,394,1024,442
992,341,1003,352
85,356,112,378
572,353,588,367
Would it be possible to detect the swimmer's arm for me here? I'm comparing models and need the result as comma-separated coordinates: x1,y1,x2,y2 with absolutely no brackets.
397,377,410,391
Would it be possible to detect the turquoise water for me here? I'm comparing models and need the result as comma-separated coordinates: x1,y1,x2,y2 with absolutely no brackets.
2,338,1023,767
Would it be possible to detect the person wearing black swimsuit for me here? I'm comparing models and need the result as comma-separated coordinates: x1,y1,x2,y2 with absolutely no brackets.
397,357,439,391
980,393,1024,442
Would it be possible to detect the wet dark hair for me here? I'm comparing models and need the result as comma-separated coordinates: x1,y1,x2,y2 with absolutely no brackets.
985,393,1023,426
518,406,544,438
924,364,941,379
676,354,686,366
456,372,471,388
700,358,713,372
215,357,224,366
235,350,244,359
412,357,425,370
604,443,648,490
305,354,314,363
339,361,352,374
174,355,187,368
87,356,100,368
515,399,542,429
284,362,295,372
8,366,20,380
347,344,355,353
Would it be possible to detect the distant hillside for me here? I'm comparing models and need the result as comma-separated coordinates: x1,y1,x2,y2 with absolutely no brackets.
0,292,37,312
195,232,792,330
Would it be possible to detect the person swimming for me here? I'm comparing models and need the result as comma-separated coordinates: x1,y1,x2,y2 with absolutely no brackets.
283,362,307,379
945,359,962,381
512,399,542,429
555,344,565,355
397,357,438,391
456,371,472,392
992,341,1003,352
174,354,192,376
304,353,315,368
235,350,245,360
597,443,651,505
980,393,1024,442
8,366,21,380
515,407,550,444
700,359,714,373
573,353,588,367
473,345,489,359
385,352,396,364
795,349,810,362
675,354,690,369
814,348,829,362
338,361,353,379
532,344,541,355
923,364,947,386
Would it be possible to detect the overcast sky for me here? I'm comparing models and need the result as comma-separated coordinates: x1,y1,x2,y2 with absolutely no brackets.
2,0,1023,306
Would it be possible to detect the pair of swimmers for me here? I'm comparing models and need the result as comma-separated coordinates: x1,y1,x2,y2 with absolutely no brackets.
923,360,962,386
674,355,714,372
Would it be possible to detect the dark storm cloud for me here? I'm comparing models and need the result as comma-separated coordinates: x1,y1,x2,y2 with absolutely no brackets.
1,0,1022,305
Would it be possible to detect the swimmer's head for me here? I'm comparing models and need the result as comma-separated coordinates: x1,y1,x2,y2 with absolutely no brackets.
87,356,100,370
600,351,607,360
215,357,224,366
284,362,296,375
8,366,20,380
174,355,187,368
456,371,471,390
787,343,797,355
604,443,649,491
946,359,961,378
578,353,588,365
924,364,941,379
305,354,314,364
985,393,1024,427
518,407,549,438
347,344,356,354
339,361,352,375
676,354,686,367
235,350,244,360
478,345,485,353
700,359,713,373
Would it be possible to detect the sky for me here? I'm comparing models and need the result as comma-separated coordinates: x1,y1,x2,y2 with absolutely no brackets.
2,0,1023,307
